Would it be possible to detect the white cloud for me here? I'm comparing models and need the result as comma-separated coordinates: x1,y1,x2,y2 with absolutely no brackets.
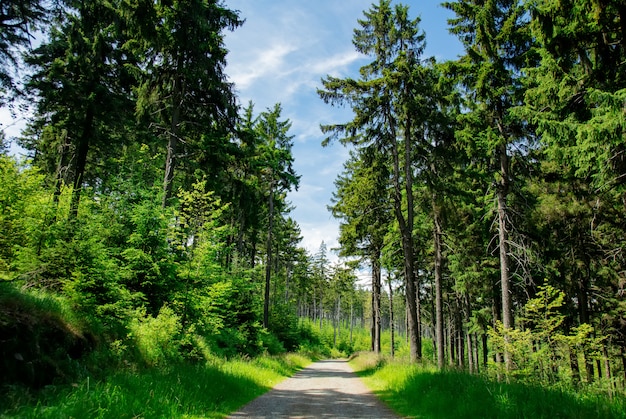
309,50,364,77
228,41,298,89
298,220,340,260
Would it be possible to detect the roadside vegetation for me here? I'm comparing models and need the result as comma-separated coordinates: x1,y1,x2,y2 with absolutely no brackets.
351,353,626,419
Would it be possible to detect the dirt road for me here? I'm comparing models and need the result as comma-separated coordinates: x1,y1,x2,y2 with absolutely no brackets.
227,359,400,418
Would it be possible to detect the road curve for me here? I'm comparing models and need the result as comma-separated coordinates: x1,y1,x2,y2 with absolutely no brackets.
227,359,400,419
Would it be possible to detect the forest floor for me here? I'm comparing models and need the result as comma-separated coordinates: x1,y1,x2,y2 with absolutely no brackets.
226,359,399,418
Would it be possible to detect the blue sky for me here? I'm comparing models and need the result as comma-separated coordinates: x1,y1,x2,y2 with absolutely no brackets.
224,0,464,258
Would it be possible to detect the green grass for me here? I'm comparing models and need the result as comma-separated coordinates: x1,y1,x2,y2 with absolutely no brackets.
350,352,626,419
0,353,311,418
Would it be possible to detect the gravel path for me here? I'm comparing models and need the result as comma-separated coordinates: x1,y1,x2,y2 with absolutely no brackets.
227,359,400,418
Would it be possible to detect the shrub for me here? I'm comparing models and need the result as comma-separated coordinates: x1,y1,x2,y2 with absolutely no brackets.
129,305,182,367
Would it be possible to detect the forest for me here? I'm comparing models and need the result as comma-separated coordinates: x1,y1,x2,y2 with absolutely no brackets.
0,0,625,412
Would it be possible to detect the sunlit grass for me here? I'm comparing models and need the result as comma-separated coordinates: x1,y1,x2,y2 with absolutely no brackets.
350,352,626,419
0,354,310,418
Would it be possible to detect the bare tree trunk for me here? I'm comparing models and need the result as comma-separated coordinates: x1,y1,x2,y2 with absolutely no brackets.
465,293,474,373
482,333,488,368
263,182,275,329
69,105,95,218
603,343,613,398
388,120,420,361
415,275,422,357
580,257,595,383
621,344,626,386
372,256,382,354
320,299,323,329
162,72,182,208
433,204,444,368
388,273,395,358
497,185,513,371
570,347,581,386
350,300,354,344
337,295,341,342
493,268,503,367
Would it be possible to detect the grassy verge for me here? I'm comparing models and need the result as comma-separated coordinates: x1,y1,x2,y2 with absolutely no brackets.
0,353,310,418
350,352,626,419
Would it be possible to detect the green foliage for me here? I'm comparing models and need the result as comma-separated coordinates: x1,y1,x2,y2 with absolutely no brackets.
351,353,626,419
0,353,311,418
120,198,175,313
129,305,182,367
488,285,605,385
0,156,49,280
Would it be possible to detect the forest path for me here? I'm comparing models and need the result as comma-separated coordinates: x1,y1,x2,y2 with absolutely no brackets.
227,359,400,418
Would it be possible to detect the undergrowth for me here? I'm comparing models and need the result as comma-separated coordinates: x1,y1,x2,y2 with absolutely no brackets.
350,353,626,419
1,354,310,418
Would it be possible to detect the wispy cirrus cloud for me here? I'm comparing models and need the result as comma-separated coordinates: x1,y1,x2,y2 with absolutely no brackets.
228,41,298,90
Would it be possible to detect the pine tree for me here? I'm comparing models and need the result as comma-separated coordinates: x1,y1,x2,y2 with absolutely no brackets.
124,0,242,207
319,0,427,362
443,0,534,370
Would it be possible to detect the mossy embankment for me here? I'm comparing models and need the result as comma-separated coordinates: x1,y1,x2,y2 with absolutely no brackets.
0,283,315,418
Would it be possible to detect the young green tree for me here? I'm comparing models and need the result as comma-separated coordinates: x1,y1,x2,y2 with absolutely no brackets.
330,147,392,353
255,103,299,328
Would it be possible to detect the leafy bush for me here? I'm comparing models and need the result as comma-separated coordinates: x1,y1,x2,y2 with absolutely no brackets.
129,305,182,367
258,329,286,355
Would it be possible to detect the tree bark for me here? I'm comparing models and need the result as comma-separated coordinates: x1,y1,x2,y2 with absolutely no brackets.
466,294,475,373
387,107,420,361
497,143,513,372
69,104,95,218
263,182,274,328
433,203,445,369
580,255,595,383
162,72,182,208
388,273,395,358
372,255,382,354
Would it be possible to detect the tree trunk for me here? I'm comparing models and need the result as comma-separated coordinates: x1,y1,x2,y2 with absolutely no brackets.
350,300,354,344
465,293,474,373
415,274,422,358
433,204,445,369
621,344,626,386
388,112,420,361
333,298,338,347
495,137,514,372
388,273,395,358
263,182,274,329
570,347,581,386
580,256,595,383
482,333,488,368
69,104,95,218
320,299,323,329
603,343,613,398
162,72,182,208
497,191,512,369
372,255,382,354
337,295,341,343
